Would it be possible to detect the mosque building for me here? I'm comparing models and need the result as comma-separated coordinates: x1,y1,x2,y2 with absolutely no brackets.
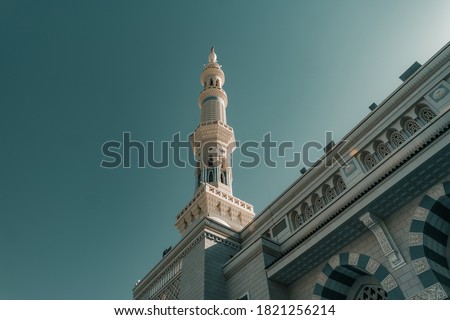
133,43,450,300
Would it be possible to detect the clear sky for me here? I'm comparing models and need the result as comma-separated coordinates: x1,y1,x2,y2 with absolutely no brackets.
1,0,449,299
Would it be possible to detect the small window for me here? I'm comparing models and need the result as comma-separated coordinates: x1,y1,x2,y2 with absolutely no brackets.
336,176,346,193
419,107,436,123
356,285,387,300
294,211,307,228
208,170,214,182
305,205,314,218
364,153,377,170
326,186,337,202
376,143,391,158
314,197,325,211
404,119,421,136
390,131,405,147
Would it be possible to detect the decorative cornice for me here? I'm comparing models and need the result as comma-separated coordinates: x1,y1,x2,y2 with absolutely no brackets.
266,114,449,269
240,42,450,242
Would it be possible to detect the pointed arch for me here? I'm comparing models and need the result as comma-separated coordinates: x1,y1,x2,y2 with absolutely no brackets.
313,253,404,300
408,181,450,299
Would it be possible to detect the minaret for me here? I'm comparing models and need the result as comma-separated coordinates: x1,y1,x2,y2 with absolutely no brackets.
175,48,254,234
194,47,234,194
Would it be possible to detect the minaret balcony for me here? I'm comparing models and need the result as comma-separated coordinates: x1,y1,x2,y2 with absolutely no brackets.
175,183,254,234
192,121,235,147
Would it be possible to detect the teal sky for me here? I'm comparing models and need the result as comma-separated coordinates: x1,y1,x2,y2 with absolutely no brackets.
1,0,449,299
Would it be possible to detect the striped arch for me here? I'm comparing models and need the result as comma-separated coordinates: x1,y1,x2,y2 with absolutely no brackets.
409,181,450,298
313,252,404,300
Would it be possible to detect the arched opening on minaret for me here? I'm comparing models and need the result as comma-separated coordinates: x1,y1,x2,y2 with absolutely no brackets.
208,170,214,183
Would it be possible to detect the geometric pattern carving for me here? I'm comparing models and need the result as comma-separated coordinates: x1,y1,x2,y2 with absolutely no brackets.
404,119,421,136
359,212,406,270
136,228,240,300
431,86,448,102
381,274,398,292
294,211,306,228
409,232,423,246
412,206,428,221
315,197,325,211
151,276,181,300
409,282,448,300
412,257,430,275
365,258,380,275
364,153,377,170
419,107,436,123
326,186,337,201
336,176,347,193
390,131,406,147
356,285,388,300
176,184,254,233
348,252,359,266
377,143,391,158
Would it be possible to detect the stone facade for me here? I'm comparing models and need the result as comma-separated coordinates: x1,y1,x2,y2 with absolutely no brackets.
133,42,450,300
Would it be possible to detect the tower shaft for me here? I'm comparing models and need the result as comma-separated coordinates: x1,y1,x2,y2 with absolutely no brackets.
175,48,254,235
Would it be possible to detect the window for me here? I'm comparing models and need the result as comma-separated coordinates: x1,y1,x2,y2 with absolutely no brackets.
208,170,214,182
220,171,226,184
314,196,325,211
390,131,405,147
404,119,421,136
364,153,377,170
305,205,314,218
347,275,388,300
419,107,436,123
325,186,337,202
336,176,346,193
376,143,391,158
355,285,387,300
295,212,307,228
